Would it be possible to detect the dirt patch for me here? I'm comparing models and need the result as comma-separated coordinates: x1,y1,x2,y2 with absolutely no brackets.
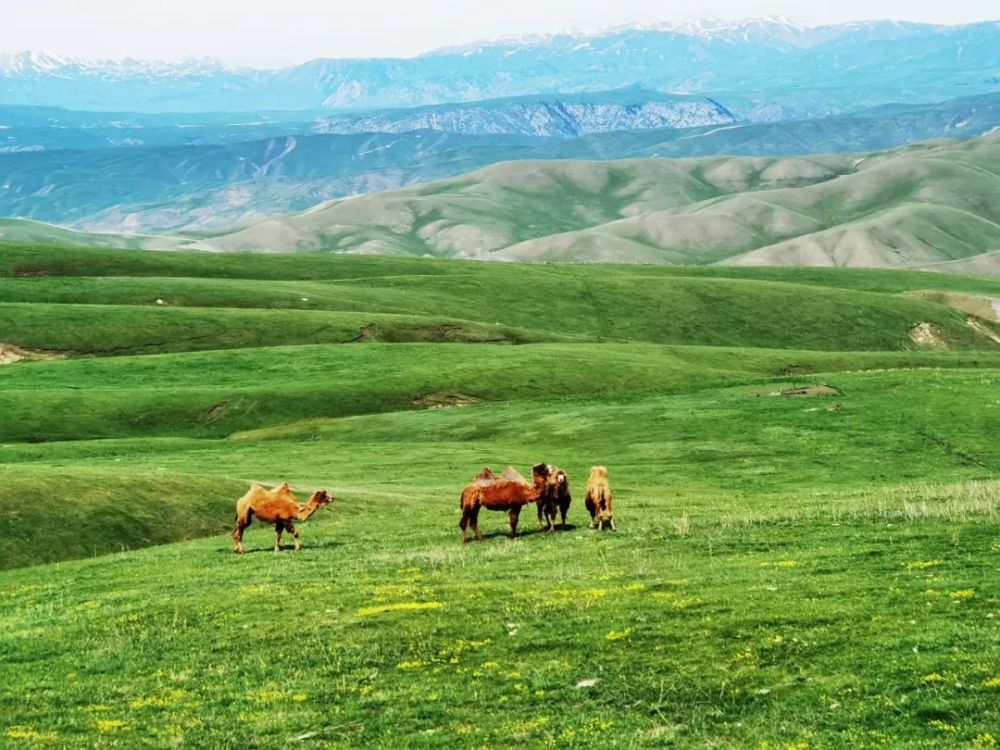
778,385,841,397
347,324,379,342
411,391,481,409
906,290,1000,323
805,402,844,413
966,317,1000,346
908,322,948,350
0,343,63,365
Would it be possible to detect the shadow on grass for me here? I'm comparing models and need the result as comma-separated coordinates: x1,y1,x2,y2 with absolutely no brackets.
220,539,345,555
475,523,581,540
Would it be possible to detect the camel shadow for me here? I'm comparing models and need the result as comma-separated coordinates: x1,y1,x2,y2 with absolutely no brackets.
478,523,579,540
219,539,344,555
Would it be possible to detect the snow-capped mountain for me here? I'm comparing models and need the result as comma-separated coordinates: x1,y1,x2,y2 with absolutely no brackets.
0,20,997,117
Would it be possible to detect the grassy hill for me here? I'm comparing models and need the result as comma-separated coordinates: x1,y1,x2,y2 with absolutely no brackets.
0,243,997,747
203,133,1000,274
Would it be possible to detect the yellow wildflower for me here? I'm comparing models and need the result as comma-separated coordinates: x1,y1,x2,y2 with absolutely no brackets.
906,559,944,570
96,720,127,733
355,601,444,617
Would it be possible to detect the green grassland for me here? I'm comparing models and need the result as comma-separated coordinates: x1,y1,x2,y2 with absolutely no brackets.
1,244,998,748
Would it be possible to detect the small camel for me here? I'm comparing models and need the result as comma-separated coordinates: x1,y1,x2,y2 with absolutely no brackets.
585,466,616,531
232,482,333,554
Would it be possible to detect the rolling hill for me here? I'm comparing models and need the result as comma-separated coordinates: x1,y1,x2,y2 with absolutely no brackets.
202,133,1000,274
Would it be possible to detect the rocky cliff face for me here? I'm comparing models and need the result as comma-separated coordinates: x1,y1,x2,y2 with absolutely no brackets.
313,97,736,137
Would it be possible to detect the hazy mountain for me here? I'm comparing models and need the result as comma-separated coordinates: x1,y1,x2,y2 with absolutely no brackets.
201,133,1000,276
0,93,996,233
1,20,997,116
0,90,734,152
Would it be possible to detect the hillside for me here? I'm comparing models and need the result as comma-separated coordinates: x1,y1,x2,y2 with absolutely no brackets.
204,133,1000,274
0,243,998,747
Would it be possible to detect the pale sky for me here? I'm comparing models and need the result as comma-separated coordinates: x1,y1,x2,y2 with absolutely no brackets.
4,0,998,67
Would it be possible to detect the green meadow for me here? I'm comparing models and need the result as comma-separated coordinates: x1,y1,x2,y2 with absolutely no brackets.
0,244,997,749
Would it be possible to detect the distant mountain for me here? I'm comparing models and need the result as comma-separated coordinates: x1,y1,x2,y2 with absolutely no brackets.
310,90,736,138
202,133,1000,276
1,20,997,116
0,90,734,152
0,92,996,233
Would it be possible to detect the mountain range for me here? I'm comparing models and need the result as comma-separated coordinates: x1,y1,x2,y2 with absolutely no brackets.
2,20,998,117
0,90,735,153
1,17,999,276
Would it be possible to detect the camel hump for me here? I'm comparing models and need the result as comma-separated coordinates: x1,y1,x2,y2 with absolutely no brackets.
499,466,529,484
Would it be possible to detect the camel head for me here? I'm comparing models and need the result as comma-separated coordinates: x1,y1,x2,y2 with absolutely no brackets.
310,489,334,507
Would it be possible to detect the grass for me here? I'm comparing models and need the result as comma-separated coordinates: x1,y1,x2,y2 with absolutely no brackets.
2,247,1000,356
0,243,998,747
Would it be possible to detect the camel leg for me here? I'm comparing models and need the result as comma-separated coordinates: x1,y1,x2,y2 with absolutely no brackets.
508,508,521,539
547,508,556,533
274,523,284,552
559,503,569,530
459,509,471,544
608,516,617,532
232,518,250,554
538,501,546,530
471,506,484,542
285,521,301,551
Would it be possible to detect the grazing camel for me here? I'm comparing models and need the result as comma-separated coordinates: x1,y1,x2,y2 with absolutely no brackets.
232,482,334,554
532,463,572,531
585,466,616,531
459,467,540,543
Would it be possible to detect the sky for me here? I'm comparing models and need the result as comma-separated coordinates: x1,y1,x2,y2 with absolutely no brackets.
4,0,999,67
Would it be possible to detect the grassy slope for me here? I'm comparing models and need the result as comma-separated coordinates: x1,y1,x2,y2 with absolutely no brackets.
1,244,998,748
2,247,999,356
7,342,1000,442
6,242,1000,295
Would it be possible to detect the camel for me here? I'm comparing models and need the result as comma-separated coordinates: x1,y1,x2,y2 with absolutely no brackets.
232,482,334,554
533,463,572,531
459,467,540,543
584,466,616,531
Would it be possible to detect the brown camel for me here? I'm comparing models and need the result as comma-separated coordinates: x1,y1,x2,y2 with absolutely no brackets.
459,467,540,543
232,482,334,554
584,466,616,531
533,463,572,532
